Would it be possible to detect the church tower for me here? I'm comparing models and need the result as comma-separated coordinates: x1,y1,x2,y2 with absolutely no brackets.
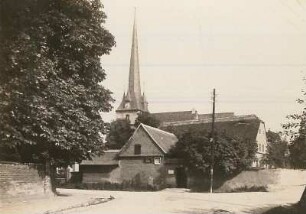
116,12,148,124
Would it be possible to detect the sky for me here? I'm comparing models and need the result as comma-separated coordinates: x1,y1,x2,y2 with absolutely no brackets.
100,0,306,131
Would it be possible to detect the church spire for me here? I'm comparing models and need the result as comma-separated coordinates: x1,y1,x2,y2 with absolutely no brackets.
128,9,142,107
116,10,149,124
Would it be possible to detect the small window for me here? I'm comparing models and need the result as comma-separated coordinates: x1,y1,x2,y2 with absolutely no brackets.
126,114,130,121
144,157,152,163
134,144,141,155
154,157,161,165
168,169,174,175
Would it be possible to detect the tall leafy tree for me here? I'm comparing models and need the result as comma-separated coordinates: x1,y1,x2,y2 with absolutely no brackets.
264,130,289,168
283,80,306,169
0,0,115,191
170,130,257,177
282,78,306,206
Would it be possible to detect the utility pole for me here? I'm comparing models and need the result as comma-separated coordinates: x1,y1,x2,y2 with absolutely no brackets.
210,89,216,193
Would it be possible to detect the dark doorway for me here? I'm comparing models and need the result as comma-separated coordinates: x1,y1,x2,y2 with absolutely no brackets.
175,167,187,188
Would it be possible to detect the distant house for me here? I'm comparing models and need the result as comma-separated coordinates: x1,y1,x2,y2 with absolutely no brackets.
153,110,268,168
80,124,186,188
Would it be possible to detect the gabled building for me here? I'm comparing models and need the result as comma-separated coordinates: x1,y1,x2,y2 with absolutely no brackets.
154,110,268,168
80,124,186,189
116,13,148,124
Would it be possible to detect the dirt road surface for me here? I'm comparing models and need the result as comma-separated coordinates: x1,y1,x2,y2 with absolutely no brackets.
60,185,304,214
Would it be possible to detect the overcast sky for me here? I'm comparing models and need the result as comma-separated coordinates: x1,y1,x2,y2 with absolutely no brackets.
100,0,306,131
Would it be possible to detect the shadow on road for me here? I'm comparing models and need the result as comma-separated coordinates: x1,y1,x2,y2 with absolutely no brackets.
255,203,306,214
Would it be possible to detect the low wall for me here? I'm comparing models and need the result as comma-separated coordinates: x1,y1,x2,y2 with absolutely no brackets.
0,162,52,200
216,169,306,192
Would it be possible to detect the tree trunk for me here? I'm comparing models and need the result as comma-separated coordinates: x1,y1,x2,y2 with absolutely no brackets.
299,186,306,207
46,159,57,194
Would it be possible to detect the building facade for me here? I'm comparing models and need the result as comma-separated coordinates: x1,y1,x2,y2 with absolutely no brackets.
80,124,186,189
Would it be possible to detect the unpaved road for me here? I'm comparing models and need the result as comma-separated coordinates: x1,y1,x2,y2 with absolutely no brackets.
60,186,305,214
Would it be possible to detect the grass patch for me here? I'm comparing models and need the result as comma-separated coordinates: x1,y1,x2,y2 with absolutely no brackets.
58,181,160,191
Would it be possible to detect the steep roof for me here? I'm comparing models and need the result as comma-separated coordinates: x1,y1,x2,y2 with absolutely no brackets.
80,150,120,166
118,124,178,156
141,124,178,153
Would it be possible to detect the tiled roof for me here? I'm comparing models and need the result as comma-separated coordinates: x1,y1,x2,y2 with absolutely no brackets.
80,150,120,166
141,124,178,153
162,115,261,143
152,111,196,123
152,111,236,124
198,112,235,120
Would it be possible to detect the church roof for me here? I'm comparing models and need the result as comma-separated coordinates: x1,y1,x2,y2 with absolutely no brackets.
162,114,261,143
198,112,235,120
152,111,197,123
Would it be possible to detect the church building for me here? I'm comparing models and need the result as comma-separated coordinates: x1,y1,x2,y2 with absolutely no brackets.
116,13,148,124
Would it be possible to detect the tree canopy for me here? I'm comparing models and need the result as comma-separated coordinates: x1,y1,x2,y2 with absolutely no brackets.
0,0,115,166
283,80,306,169
106,113,160,149
282,78,306,205
105,119,134,150
169,130,257,177
134,112,160,128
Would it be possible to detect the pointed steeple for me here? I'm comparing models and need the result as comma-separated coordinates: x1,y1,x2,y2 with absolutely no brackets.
128,9,142,108
116,10,149,123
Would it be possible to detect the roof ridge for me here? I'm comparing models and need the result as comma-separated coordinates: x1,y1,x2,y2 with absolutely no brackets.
199,112,234,115
152,110,192,114
141,123,175,136
118,124,142,155
141,124,167,154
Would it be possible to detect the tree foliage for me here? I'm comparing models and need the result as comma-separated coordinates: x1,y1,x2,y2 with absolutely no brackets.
264,130,289,168
282,79,306,205
169,130,257,177
105,119,134,149
0,0,115,166
134,112,160,128
283,80,306,169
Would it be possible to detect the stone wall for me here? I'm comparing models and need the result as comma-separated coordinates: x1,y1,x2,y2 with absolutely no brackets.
0,162,52,200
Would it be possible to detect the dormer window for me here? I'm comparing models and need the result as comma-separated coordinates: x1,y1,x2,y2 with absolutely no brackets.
134,144,141,155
